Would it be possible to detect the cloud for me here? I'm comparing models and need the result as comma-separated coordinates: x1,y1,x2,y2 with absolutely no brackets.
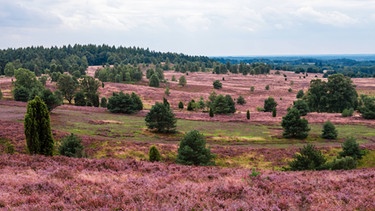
295,6,358,27
0,2,61,28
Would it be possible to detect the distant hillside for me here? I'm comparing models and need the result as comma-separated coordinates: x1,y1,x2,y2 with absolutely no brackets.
0,44,214,76
213,55,375,78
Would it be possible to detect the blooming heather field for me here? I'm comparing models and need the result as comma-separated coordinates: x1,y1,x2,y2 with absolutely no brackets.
0,154,374,210
1,69,375,209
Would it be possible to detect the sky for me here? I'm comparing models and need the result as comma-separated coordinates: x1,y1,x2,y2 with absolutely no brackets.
0,0,374,56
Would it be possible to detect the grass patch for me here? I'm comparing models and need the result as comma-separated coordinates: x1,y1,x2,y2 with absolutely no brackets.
358,150,375,168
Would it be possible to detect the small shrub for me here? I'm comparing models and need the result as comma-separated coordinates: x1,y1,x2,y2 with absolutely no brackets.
321,121,338,139
342,108,354,117
265,85,270,90
250,168,260,177
171,75,176,81
256,107,265,112
339,137,364,160
0,89,2,100
164,86,170,96
100,97,107,108
58,133,84,158
250,86,255,92
246,110,250,120
264,97,277,112
149,145,162,162
272,107,277,117
213,80,222,89
237,95,246,105
178,101,184,109
209,107,214,117
289,144,326,171
288,88,293,93
323,156,357,170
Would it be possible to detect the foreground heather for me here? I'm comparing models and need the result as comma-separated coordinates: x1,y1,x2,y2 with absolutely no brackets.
0,154,374,210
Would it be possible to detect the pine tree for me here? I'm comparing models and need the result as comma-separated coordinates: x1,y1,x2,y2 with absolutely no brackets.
209,107,214,117
246,110,250,120
178,101,184,109
176,130,214,166
272,107,277,117
145,102,177,133
321,121,338,139
281,108,310,139
149,74,160,87
289,144,326,170
149,145,162,162
24,96,54,156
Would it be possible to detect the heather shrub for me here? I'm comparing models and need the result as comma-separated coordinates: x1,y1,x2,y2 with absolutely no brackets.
341,108,354,117
321,121,338,139
339,137,364,160
176,130,215,166
59,133,84,158
149,145,162,162
289,144,326,171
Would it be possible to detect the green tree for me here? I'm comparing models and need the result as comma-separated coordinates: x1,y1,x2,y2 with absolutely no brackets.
146,69,155,79
57,74,78,104
178,101,184,109
24,96,54,156
13,68,44,101
237,95,246,105
107,92,143,114
209,107,214,117
80,76,100,107
74,91,86,106
212,94,236,114
176,130,214,166
306,74,358,113
281,108,310,139
149,145,162,162
321,121,338,139
100,97,107,108
164,86,170,96
289,144,326,171
149,74,160,87
264,97,277,112
296,90,304,98
187,100,195,111
13,86,30,102
246,110,250,120
272,107,277,117
145,101,177,133
4,62,15,77
41,89,63,112
339,137,364,160
0,89,2,100
58,133,84,158
293,100,310,116
358,95,375,119
178,75,187,87
213,80,222,89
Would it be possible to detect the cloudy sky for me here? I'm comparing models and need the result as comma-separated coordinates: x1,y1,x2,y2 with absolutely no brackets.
0,0,374,56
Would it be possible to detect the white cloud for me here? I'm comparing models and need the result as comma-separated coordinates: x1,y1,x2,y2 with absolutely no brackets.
0,0,375,55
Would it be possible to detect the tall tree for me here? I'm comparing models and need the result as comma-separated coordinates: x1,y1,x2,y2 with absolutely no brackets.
57,74,78,104
24,96,54,156
281,108,310,139
145,101,176,133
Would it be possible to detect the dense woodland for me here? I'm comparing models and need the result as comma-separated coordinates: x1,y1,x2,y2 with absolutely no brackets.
215,56,375,77
5,45,375,78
